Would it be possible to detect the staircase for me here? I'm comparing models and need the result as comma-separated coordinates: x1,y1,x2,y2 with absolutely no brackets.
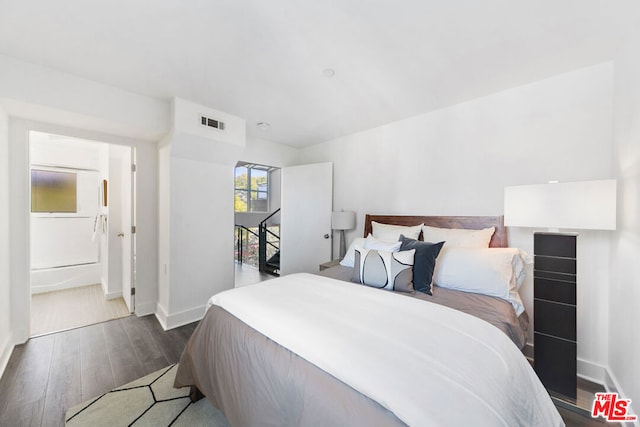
259,209,280,276
265,251,280,275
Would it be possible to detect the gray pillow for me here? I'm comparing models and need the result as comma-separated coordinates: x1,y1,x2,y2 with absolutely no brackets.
399,235,444,295
352,247,415,292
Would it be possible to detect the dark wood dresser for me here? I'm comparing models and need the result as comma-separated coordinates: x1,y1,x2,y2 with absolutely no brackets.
533,232,577,399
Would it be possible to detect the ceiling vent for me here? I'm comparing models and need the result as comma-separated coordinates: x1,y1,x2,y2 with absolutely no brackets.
200,115,225,131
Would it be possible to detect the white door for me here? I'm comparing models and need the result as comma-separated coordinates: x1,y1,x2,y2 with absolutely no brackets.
120,148,134,312
279,162,333,275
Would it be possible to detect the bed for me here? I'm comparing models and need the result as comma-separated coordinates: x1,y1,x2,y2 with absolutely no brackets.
175,215,563,426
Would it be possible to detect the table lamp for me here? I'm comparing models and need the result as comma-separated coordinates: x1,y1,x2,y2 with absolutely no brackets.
331,210,356,259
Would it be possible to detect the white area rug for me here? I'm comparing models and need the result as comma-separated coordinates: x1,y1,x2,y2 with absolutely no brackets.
65,364,229,427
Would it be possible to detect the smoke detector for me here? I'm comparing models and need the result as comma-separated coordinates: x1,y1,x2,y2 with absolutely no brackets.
257,122,271,131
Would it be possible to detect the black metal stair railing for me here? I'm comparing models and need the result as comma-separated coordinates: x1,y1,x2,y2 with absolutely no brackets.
259,209,280,276
235,225,260,265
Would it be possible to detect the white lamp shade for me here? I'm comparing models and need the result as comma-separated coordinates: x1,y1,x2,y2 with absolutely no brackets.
331,211,356,230
504,179,616,230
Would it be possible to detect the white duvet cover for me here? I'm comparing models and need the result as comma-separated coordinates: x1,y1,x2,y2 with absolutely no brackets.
209,273,563,427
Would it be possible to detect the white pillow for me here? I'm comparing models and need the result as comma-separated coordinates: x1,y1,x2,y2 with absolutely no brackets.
422,225,495,248
372,221,422,242
353,246,416,292
432,247,528,315
364,234,402,252
340,237,367,267
513,248,532,290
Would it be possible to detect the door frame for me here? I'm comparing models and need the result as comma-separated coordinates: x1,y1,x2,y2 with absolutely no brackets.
11,119,138,344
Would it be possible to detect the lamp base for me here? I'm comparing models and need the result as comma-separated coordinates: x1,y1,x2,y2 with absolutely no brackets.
339,230,347,259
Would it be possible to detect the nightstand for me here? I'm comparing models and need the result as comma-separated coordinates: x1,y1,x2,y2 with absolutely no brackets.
533,232,577,399
319,259,341,271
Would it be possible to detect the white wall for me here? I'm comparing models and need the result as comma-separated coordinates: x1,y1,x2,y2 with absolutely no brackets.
156,101,300,329
155,98,247,329
168,151,234,324
0,106,12,377
173,97,246,147
610,21,640,412
157,130,245,329
157,139,171,315
0,54,169,141
270,168,282,213
299,63,615,379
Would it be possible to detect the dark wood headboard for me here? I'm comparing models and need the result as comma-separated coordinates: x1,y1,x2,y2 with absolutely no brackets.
363,214,508,248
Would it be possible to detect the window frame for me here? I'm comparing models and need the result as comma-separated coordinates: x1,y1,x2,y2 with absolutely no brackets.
234,165,269,213
31,168,78,214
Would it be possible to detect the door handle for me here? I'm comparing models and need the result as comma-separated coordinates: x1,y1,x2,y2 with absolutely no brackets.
324,234,330,239
117,232,125,237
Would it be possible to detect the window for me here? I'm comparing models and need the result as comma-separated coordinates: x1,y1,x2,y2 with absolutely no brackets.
31,169,77,213
234,164,269,212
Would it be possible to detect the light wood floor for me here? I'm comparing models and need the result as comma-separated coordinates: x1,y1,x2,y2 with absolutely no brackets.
31,284,131,336
234,262,274,287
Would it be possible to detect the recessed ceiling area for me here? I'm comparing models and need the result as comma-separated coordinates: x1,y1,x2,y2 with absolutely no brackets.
0,0,636,147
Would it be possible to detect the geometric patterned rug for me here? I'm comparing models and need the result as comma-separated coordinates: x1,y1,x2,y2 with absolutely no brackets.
65,364,230,426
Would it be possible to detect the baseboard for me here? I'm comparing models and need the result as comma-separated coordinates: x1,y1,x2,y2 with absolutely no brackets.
155,303,169,331
526,342,608,385
155,304,206,331
604,367,638,426
135,300,156,317
104,291,123,300
577,358,607,384
32,281,99,294
0,332,14,382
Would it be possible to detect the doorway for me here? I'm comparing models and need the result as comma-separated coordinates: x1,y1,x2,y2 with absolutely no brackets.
28,131,135,336
233,162,280,287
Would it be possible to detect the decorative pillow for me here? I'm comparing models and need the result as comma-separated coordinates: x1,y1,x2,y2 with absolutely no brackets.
363,234,402,252
399,235,444,295
422,225,495,248
432,247,527,315
372,221,422,242
340,237,367,267
352,246,416,292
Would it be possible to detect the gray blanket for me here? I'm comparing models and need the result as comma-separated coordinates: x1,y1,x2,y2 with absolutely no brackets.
175,304,405,426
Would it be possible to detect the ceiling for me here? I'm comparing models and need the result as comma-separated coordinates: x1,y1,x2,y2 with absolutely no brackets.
0,0,636,147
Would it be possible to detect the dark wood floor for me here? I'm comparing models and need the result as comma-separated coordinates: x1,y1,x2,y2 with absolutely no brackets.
0,314,615,427
0,315,197,427
558,406,614,427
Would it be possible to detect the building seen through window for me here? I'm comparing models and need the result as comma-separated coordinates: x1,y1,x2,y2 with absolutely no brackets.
234,163,270,213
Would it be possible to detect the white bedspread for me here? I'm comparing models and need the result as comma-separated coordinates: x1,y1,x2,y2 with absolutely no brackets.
210,273,563,427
